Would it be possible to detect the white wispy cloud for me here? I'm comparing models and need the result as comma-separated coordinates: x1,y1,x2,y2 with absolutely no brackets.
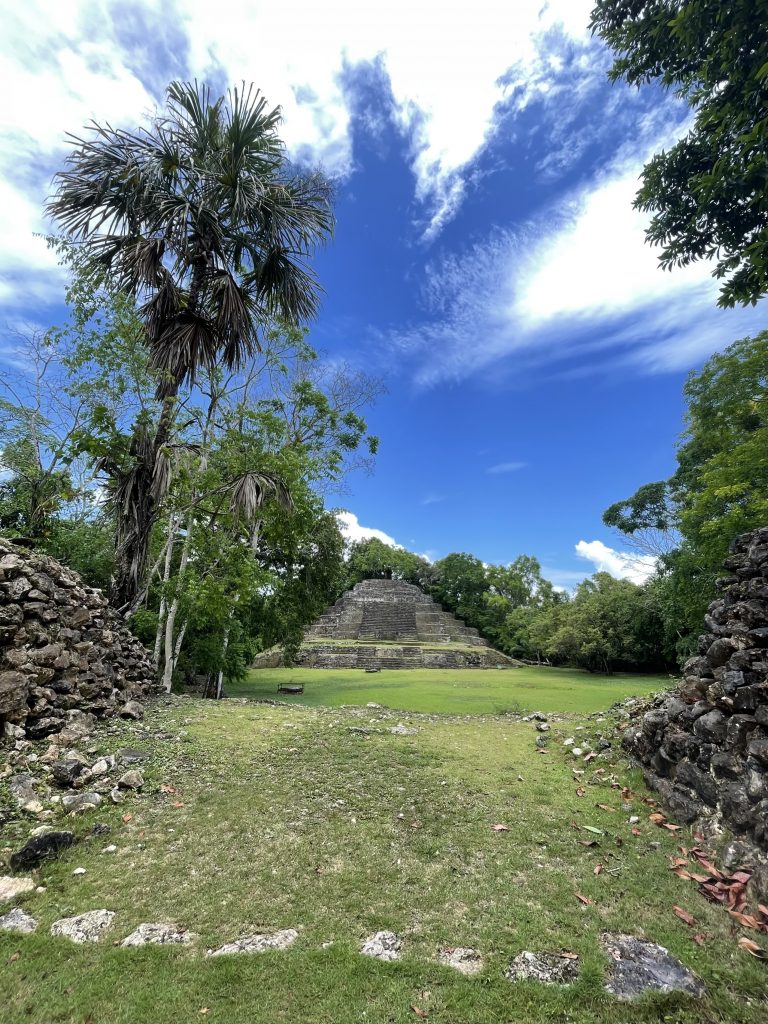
0,0,597,316
575,539,657,585
487,461,526,475
419,494,445,506
387,108,768,387
336,510,399,548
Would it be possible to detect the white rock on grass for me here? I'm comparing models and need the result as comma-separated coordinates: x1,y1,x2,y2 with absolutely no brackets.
437,946,483,975
506,950,580,985
121,923,195,947
50,909,115,943
207,928,298,957
0,876,35,903
0,908,38,934
389,725,418,736
360,931,401,961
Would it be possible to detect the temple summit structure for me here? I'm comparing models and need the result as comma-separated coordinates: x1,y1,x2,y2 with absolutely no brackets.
254,578,516,669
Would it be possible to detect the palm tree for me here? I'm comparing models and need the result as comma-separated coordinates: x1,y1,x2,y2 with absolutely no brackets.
47,81,334,610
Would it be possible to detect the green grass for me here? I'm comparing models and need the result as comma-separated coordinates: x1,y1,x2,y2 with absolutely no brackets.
232,664,667,715
2,696,765,1024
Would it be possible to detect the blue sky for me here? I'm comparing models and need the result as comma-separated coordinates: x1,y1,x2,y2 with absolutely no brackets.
1,1,765,588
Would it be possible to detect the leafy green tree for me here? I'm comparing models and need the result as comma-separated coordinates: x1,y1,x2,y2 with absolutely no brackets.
345,538,430,587
48,80,334,608
604,331,768,657
428,553,488,628
591,1,768,306
545,573,665,674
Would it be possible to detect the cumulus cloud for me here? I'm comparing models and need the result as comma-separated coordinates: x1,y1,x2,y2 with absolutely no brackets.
336,510,399,548
575,539,657,585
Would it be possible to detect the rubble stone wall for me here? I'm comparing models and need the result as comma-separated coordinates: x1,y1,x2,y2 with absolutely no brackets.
622,527,768,856
0,539,158,741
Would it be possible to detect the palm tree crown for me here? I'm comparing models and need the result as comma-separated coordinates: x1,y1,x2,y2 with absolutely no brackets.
48,80,334,398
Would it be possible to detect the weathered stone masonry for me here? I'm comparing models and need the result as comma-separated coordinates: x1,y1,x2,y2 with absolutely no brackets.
622,528,768,870
0,539,157,741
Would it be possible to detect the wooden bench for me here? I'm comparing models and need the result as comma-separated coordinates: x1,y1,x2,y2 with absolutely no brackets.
277,684,304,695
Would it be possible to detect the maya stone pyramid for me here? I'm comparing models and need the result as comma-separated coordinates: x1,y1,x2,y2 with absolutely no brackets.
256,577,515,669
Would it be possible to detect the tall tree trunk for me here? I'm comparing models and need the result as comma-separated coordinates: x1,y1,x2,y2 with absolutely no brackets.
110,392,177,611
152,516,178,670
162,527,192,692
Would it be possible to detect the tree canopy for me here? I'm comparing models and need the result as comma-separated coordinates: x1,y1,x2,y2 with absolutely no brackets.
591,1,768,307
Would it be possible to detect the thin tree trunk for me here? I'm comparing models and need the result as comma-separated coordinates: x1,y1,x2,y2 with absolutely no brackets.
152,516,178,670
162,528,191,692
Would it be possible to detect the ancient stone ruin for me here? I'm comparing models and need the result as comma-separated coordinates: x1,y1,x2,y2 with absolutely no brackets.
622,527,768,883
256,577,515,669
0,539,157,741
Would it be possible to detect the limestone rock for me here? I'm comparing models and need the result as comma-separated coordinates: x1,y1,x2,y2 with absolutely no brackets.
436,946,483,975
120,700,144,720
10,830,75,870
602,932,705,1000
50,909,115,943
117,769,144,790
207,928,298,956
505,950,580,985
0,875,35,903
389,724,418,736
62,792,102,813
360,931,401,961
9,773,45,813
121,922,194,947
0,907,38,934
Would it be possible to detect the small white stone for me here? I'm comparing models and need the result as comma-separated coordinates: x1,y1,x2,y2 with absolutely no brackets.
572,748,584,757
629,816,639,824
563,738,575,746
0,907,38,934
360,931,401,961
103,844,117,853
50,909,115,943
73,867,87,876
0,876,35,903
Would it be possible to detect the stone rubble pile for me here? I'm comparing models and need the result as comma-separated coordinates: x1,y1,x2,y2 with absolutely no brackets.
622,527,768,859
0,539,158,741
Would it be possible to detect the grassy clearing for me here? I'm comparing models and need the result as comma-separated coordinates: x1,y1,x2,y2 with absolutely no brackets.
1,696,765,1024
233,664,667,715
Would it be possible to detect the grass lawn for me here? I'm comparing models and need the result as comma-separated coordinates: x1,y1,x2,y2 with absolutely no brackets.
2,696,765,1024
232,664,668,715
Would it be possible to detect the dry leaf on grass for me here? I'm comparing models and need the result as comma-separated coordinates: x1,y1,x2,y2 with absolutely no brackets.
411,1007,428,1019
594,863,604,876
648,812,666,826
575,892,592,905
576,787,586,798
737,937,768,960
160,783,176,794
673,906,697,927
631,827,642,837
490,824,509,832
561,951,579,960
596,803,615,812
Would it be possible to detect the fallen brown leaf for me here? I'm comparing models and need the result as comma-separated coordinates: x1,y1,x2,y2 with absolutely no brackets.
411,1008,428,1019
663,823,684,832
575,892,592,905
171,801,185,809
594,863,604,876
631,827,641,837
576,787,586,797
673,906,697,927
596,803,615,812
561,951,579,960
692,933,708,946
649,812,666,825
490,824,509,832
160,783,176,794
737,936,768,960
121,814,132,823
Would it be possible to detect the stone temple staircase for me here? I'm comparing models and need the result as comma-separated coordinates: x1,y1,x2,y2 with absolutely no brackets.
275,578,515,670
